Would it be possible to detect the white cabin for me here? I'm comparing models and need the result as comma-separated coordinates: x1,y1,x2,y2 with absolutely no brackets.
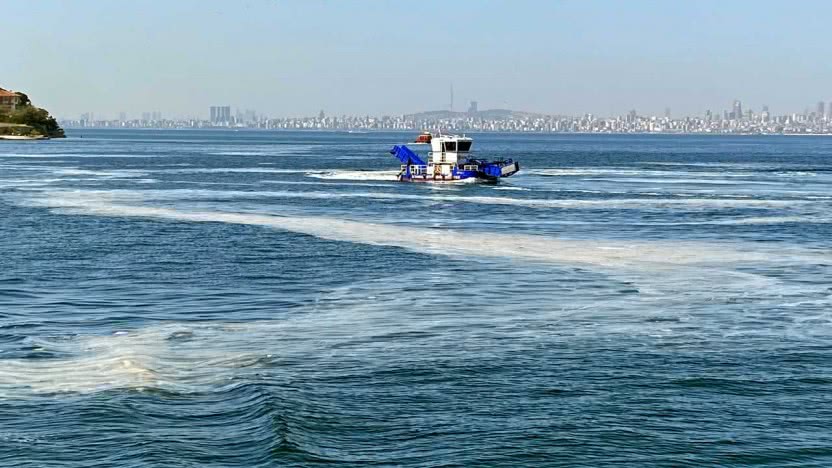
400,132,478,179
423,134,473,177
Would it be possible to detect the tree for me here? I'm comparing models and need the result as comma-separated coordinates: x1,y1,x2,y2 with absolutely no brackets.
6,104,64,137
15,92,31,107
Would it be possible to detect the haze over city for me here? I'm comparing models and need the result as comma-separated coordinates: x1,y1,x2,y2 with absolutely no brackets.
4,0,832,119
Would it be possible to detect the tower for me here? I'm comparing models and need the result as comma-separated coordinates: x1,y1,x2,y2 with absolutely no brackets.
449,83,454,112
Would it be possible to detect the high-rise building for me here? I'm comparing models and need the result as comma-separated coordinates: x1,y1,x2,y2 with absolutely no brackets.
817,101,825,121
141,112,151,121
468,101,478,114
119,112,127,122
733,100,743,120
210,106,231,124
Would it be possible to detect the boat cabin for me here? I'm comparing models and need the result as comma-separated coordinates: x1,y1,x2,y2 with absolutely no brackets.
396,132,479,180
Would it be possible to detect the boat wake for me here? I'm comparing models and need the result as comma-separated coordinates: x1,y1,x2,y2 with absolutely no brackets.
307,170,409,181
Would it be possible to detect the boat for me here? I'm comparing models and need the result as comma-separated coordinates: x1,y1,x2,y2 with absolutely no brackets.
389,132,519,182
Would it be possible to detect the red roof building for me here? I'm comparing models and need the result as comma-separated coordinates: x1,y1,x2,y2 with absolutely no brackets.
0,88,22,112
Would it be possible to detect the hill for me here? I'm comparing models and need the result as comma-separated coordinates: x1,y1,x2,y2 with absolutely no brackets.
404,109,545,120
0,89,65,138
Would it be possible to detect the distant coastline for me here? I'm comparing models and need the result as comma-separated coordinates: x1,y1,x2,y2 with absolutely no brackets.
59,126,832,137
60,106,832,136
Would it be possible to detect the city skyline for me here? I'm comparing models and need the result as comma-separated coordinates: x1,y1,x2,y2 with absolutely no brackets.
60,97,832,136
4,0,832,118
67,97,832,123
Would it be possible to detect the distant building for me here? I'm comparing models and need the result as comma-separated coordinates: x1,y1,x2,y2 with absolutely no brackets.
468,101,478,114
817,101,825,121
210,106,231,124
0,87,23,113
733,100,743,120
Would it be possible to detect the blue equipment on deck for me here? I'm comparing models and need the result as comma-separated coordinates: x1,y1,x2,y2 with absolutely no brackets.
390,145,427,166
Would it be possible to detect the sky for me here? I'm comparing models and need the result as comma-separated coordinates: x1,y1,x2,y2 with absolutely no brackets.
3,0,832,119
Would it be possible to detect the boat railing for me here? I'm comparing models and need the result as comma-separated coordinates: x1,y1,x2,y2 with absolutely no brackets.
401,164,428,175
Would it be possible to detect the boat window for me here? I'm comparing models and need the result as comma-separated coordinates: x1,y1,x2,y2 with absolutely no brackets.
443,141,457,152
457,141,472,152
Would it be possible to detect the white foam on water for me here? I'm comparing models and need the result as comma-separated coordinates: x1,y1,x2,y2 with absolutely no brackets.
307,170,401,181
205,145,316,157
146,167,313,175
582,177,785,186
530,168,756,178
26,190,827,270
0,266,828,398
5,190,832,397
0,153,164,159
51,168,150,178
27,187,812,211
261,179,390,188
209,151,271,156
0,324,276,396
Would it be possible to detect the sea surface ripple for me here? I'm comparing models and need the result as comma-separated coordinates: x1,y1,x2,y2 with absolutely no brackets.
1,130,832,466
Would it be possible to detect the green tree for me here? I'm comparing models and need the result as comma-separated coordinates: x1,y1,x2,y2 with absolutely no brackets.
5,104,64,138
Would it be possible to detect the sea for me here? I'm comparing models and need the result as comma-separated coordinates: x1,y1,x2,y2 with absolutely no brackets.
1,129,831,467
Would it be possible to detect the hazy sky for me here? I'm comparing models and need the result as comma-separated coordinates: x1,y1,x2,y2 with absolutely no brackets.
3,0,832,119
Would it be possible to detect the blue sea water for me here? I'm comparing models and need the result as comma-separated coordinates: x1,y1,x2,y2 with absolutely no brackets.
1,130,832,466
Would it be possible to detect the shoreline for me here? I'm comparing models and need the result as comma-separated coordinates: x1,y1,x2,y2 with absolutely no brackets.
0,135,50,141
59,127,832,137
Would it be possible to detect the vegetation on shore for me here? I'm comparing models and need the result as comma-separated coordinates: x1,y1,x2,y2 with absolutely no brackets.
0,92,65,138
